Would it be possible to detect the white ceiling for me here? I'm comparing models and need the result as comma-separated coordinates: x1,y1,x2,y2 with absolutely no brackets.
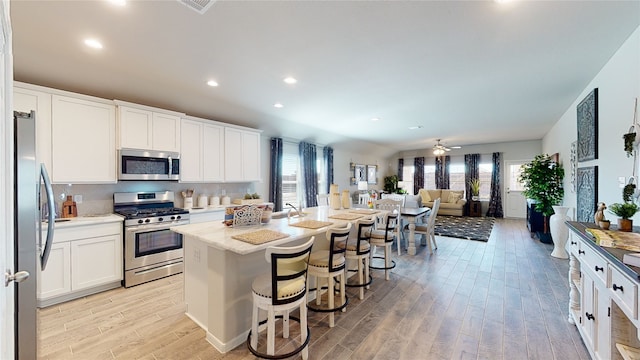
10,0,640,155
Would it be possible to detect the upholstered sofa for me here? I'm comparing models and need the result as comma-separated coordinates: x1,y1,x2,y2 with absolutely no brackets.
417,189,466,216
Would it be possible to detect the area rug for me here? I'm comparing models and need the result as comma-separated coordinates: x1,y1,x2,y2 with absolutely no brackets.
433,216,495,242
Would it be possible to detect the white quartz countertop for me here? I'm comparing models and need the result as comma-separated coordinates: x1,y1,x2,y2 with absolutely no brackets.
45,214,124,229
171,206,382,255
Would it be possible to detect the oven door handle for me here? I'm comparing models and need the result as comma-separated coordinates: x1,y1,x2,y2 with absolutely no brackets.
125,221,189,233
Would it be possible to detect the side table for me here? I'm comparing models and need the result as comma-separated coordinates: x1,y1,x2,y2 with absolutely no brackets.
469,200,481,217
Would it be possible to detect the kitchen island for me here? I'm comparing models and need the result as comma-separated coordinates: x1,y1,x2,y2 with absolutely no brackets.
170,206,382,353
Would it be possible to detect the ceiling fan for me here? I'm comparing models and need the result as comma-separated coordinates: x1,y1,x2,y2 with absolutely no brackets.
433,139,461,155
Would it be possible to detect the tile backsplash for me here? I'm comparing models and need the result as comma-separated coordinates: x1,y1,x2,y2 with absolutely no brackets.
51,182,258,216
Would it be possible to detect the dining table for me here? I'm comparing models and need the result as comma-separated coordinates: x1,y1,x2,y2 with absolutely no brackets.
400,206,431,255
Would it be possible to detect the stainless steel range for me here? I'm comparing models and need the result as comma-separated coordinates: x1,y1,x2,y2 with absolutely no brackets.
114,191,190,287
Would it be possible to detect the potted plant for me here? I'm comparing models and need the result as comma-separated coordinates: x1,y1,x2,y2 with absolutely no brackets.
624,127,636,158
609,202,640,232
468,178,481,201
383,175,408,194
519,154,565,243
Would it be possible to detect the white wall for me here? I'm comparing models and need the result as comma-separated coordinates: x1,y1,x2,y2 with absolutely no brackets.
543,26,640,222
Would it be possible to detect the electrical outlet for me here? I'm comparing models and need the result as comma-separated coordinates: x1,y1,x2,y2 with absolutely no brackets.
74,194,83,204
194,248,200,263
619,177,626,188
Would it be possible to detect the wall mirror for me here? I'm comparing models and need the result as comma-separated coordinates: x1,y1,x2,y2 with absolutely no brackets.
367,165,377,184
353,164,366,185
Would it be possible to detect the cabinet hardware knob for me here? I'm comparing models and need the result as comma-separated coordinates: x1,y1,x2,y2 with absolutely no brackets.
585,312,595,321
578,250,585,255
595,266,604,272
571,241,577,245
613,284,624,292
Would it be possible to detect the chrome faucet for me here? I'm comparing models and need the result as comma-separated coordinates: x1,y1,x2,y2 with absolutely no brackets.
286,203,304,218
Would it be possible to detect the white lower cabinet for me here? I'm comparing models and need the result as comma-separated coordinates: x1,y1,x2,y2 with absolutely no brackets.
38,242,71,300
37,221,123,307
568,224,640,360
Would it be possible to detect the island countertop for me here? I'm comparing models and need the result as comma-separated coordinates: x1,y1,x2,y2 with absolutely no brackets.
171,206,382,255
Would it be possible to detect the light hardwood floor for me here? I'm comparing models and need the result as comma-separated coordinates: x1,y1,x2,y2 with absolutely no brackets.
37,218,590,359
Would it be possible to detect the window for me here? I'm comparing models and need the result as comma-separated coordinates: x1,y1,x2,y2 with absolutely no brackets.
449,163,465,191
424,165,436,190
282,142,299,209
402,164,414,195
478,162,493,200
317,148,327,194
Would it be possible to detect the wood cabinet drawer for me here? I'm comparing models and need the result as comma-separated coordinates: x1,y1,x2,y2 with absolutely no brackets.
54,222,121,243
609,265,638,319
580,244,608,286
569,233,580,254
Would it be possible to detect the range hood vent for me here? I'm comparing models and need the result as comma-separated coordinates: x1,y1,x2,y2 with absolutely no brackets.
177,0,216,14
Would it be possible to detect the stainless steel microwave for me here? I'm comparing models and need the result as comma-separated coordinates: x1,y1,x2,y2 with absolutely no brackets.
118,149,180,181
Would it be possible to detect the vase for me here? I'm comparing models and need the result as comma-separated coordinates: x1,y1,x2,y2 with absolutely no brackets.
619,218,633,232
330,193,341,210
550,206,570,259
341,190,351,209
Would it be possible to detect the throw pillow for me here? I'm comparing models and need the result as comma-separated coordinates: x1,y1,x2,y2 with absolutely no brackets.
419,189,431,203
449,191,463,204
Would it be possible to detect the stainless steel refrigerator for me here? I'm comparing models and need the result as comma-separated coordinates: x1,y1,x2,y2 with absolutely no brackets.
13,111,55,360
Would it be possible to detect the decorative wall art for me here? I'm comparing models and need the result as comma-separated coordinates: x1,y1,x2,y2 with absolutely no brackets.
352,164,366,185
570,141,577,193
577,88,598,162
577,166,598,222
367,165,377,185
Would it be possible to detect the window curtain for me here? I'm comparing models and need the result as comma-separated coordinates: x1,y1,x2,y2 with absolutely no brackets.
398,158,404,180
323,146,334,194
269,138,283,212
435,155,450,189
299,142,317,208
464,153,480,203
413,157,424,195
486,152,504,218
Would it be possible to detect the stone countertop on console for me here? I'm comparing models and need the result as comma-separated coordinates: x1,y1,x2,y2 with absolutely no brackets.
44,214,124,229
171,206,381,255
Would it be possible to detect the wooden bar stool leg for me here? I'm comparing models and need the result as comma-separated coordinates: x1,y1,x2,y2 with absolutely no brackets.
300,302,309,360
365,257,370,290
357,258,364,299
340,270,346,312
251,305,259,350
283,310,289,339
267,308,275,355
384,246,390,280
328,275,335,327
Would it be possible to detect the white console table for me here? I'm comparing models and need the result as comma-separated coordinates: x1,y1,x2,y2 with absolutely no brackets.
566,221,640,359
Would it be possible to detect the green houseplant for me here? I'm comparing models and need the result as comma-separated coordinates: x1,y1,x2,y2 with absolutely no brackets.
519,154,565,242
468,178,481,200
383,175,407,194
609,185,640,232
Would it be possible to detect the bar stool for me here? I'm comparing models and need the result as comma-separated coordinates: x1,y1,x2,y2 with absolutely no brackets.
247,237,315,359
307,223,351,327
369,210,399,281
343,215,375,300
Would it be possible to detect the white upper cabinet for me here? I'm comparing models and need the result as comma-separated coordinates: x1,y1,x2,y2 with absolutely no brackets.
224,127,261,182
13,84,52,172
180,116,224,183
116,101,182,152
52,95,117,183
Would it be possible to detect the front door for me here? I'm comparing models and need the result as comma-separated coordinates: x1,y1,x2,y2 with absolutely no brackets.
505,160,528,219
1,3,15,359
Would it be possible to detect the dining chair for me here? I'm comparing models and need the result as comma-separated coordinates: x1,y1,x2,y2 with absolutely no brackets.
316,193,330,206
247,237,315,359
374,198,404,255
358,193,370,206
406,198,441,254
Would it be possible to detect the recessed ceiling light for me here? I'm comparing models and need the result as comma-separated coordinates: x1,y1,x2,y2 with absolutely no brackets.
371,118,380,122
109,0,126,6
494,0,513,3
408,125,423,130
207,80,219,87
283,77,297,84
84,39,103,49
274,103,284,108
